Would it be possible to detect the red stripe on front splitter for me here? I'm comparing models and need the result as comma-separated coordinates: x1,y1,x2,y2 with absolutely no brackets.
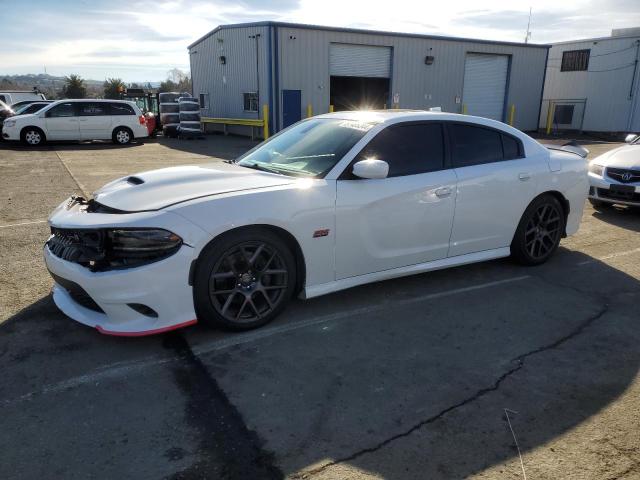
96,319,198,337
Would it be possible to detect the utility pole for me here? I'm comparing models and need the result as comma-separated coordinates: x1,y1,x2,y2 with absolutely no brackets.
525,7,532,44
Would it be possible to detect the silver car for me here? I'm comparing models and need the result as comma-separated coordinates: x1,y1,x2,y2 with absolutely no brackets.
588,134,640,208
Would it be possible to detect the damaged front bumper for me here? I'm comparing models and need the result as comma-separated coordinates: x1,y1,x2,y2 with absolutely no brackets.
44,197,207,336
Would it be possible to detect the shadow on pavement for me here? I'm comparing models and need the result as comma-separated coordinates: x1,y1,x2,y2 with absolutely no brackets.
0,248,638,479
592,204,640,233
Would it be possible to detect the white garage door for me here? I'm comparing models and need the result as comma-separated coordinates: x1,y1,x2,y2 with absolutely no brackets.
462,54,509,121
329,43,392,78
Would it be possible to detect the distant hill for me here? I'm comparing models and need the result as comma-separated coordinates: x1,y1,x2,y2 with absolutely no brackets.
0,74,160,99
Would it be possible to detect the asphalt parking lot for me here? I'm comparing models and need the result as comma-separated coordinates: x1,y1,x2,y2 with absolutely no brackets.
1,135,639,480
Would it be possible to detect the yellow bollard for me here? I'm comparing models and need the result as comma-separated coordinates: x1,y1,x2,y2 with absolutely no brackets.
307,104,313,118
262,104,269,139
546,102,555,135
329,104,334,113
508,104,515,126
462,104,468,115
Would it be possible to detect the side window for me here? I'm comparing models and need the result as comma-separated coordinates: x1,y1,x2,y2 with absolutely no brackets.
199,93,209,109
78,102,108,116
46,103,77,118
449,124,503,168
354,123,444,177
243,92,258,112
501,134,522,160
110,103,135,115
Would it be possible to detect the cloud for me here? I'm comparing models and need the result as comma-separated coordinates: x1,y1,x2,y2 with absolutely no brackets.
0,0,639,81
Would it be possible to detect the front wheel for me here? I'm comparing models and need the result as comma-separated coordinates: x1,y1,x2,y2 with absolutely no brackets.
511,194,565,266
21,127,45,146
193,229,297,330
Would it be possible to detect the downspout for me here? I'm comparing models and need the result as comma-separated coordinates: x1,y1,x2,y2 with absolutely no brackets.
274,25,281,132
536,47,550,132
626,39,640,131
267,26,273,137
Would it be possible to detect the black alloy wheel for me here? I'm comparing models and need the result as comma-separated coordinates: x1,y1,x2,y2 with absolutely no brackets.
511,194,565,265
194,229,296,330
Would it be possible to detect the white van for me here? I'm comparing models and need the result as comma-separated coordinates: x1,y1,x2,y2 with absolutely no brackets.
0,91,46,105
1,99,149,145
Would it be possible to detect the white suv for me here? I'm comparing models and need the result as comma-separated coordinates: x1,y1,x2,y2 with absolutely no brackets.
1,99,149,146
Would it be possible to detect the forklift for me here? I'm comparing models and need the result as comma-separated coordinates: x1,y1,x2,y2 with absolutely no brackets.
119,87,162,136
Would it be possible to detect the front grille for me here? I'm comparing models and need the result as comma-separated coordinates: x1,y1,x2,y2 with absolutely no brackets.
597,187,640,203
606,167,640,184
47,228,105,267
49,272,104,313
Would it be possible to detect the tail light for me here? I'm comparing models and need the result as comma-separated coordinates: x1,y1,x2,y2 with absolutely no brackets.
139,115,147,125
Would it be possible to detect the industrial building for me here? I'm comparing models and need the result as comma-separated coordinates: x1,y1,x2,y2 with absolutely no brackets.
540,28,640,133
188,21,550,137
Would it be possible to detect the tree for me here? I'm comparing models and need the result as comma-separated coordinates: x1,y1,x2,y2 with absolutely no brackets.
62,74,86,98
159,79,178,93
103,77,125,99
159,69,191,93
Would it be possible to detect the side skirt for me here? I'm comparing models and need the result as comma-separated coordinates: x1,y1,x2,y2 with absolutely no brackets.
302,247,511,299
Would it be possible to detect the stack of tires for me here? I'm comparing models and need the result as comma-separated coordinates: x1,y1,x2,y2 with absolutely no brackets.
159,92,180,137
177,96,201,138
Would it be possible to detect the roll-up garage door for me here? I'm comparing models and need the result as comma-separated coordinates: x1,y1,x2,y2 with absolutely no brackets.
329,44,392,78
462,54,509,121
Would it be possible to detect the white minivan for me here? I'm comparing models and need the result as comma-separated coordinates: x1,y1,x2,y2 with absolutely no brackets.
1,99,149,145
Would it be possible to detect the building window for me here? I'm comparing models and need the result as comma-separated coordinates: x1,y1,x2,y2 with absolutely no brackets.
199,93,209,109
554,105,575,125
561,49,590,72
243,92,258,112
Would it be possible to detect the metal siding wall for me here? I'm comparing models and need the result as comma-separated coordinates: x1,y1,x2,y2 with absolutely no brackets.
542,37,640,131
193,25,548,133
277,27,547,131
189,25,270,127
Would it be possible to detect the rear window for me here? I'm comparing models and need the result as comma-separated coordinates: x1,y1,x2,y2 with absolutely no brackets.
501,134,522,160
110,103,135,115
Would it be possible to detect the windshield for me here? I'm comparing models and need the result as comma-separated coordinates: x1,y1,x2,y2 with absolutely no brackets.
236,118,376,177
15,103,45,115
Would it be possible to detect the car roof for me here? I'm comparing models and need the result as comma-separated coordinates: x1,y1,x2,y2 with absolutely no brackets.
315,110,510,128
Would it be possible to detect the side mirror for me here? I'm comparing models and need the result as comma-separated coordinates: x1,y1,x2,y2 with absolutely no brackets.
625,133,639,143
352,159,389,179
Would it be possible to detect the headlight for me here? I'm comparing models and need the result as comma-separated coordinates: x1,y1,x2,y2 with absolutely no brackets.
47,227,182,270
3,120,16,128
589,163,604,176
106,229,182,268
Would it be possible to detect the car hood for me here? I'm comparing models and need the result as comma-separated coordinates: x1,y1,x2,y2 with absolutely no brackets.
93,163,296,212
593,145,640,169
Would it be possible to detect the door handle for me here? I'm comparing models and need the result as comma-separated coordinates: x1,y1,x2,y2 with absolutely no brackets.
518,173,531,181
435,187,452,198
79,119,88,122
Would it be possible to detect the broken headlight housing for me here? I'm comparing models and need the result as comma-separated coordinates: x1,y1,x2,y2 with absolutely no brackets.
48,227,182,271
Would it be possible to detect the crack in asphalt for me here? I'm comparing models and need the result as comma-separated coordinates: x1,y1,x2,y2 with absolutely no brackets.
162,332,283,480
294,303,610,479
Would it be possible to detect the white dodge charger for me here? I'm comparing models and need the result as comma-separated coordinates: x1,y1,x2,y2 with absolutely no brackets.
44,111,588,336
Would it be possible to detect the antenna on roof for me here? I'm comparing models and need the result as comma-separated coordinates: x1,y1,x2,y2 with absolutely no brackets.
525,7,532,43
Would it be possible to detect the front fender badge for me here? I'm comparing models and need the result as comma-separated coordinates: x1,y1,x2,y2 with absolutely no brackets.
313,229,330,238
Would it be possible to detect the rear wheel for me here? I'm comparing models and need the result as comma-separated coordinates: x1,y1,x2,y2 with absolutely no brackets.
511,194,565,265
194,229,297,330
21,127,45,146
112,127,132,145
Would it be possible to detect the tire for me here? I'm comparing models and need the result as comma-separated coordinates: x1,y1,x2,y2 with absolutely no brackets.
511,194,566,266
193,228,297,330
112,127,133,145
21,127,45,146
589,198,610,209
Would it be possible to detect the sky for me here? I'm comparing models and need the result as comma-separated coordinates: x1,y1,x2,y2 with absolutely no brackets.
0,0,639,82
